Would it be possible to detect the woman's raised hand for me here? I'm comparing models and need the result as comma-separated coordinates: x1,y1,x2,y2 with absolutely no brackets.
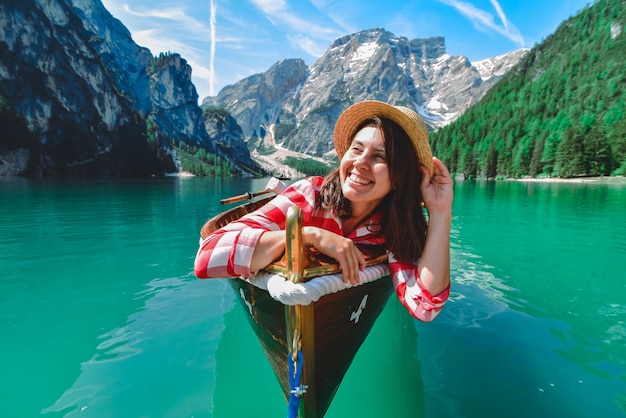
420,157,454,215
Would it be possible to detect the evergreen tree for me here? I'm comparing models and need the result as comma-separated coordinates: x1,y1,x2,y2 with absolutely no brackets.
486,141,498,178
584,120,613,175
556,126,586,177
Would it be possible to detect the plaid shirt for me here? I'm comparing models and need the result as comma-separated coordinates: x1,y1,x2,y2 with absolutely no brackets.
195,176,449,321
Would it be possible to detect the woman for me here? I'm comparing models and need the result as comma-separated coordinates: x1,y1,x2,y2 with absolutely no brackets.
195,100,453,321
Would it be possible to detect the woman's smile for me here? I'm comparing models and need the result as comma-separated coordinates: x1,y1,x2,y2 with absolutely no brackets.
347,172,373,185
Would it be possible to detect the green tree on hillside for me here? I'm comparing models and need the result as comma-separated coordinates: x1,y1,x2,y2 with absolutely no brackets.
555,126,586,177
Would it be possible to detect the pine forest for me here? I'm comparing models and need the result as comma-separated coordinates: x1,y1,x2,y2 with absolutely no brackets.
430,0,626,179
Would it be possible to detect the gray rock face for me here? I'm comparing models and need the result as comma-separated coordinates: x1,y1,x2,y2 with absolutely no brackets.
0,0,256,176
202,107,257,173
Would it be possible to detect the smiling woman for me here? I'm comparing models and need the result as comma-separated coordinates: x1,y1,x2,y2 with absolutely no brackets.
194,100,454,320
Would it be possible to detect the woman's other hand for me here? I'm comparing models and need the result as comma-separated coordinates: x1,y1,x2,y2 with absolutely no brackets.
420,157,454,215
303,226,366,285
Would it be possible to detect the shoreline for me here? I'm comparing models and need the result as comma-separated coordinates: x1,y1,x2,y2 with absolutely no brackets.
453,174,626,185
512,175,626,184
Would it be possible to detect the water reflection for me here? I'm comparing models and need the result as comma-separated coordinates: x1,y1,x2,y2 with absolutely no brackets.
42,275,230,417
443,180,626,417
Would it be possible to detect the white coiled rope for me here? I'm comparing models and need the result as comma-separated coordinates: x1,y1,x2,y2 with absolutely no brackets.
248,264,391,305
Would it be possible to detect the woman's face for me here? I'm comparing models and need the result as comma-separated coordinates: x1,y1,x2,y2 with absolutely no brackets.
339,123,392,214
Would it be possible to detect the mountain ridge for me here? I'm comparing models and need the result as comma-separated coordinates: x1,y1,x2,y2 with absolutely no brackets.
204,29,527,167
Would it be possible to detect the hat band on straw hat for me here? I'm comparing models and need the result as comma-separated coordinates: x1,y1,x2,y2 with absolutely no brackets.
333,100,433,174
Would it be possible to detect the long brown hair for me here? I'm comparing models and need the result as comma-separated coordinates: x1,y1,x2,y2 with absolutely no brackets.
319,117,427,262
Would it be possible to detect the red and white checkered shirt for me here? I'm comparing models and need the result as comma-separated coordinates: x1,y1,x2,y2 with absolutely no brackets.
194,176,449,321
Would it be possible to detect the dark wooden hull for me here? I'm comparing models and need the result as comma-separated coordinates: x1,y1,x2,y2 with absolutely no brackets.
229,276,393,417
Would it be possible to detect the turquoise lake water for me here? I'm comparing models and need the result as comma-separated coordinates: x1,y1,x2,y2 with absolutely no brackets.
1,176,625,417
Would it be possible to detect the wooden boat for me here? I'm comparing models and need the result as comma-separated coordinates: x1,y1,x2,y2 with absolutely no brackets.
200,191,393,417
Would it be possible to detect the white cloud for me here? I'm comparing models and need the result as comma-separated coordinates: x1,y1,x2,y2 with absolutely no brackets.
248,0,288,14
436,0,524,47
122,4,212,39
123,4,185,20
287,34,327,58
248,0,341,42
308,0,359,34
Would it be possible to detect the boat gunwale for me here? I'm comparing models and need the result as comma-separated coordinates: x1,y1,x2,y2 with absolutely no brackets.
200,195,388,280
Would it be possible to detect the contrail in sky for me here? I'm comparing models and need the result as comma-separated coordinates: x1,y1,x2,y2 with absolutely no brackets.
209,0,216,96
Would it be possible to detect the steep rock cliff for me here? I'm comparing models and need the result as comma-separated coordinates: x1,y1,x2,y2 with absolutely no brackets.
0,0,258,176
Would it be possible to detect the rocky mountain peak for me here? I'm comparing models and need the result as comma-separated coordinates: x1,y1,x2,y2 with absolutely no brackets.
208,28,527,159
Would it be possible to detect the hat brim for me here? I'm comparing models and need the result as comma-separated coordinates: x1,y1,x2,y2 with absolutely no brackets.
333,100,433,174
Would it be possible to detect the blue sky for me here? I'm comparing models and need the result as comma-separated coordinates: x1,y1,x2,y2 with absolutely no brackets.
101,0,591,101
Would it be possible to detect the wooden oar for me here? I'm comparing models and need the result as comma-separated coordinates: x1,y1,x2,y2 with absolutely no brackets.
219,177,286,205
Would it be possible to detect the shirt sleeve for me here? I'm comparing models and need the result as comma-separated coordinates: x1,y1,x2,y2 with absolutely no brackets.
194,178,321,279
388,252,450,322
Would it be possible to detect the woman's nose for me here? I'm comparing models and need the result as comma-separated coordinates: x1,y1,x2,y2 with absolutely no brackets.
353,154,370,169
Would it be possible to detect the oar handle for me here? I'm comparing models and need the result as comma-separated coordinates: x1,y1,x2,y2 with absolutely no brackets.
219,178,287,205
219,189,272,205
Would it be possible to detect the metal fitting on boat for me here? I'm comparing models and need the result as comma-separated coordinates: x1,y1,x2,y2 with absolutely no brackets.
290,384,308,397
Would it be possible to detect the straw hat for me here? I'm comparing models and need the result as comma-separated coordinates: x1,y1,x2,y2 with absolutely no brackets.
333,100,433,174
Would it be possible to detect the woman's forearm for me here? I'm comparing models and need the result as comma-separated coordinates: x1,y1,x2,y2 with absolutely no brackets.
418,210,452,295
249,230,286,273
